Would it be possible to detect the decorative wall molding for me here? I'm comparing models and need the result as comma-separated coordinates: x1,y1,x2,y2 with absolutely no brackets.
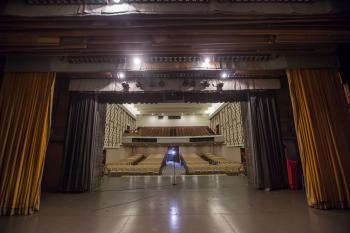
66,55,275,64
104,104,136,148
210,102,244,146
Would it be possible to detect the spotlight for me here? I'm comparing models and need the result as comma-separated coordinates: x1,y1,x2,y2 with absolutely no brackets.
200,80,210,88
216,82,224,91
117,72,125,79
133,57,142,65
122,82,129,91
221,72,228,79
201,56,210,68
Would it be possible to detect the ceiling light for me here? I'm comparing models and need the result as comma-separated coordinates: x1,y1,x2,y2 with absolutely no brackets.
133,57,141,65
118,72,125,79
221,72,228,79
201,56,211,68
111,0,121,3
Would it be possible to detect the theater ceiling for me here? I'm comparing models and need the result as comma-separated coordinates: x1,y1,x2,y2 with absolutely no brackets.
1,0,349,75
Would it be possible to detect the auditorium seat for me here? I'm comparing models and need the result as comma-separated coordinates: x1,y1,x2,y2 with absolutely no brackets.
182,153,243,175
107,153,165,176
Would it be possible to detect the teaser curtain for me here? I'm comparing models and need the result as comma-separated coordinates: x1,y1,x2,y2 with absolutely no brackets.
287,69,350,209
242,93,288,190
0,72,55,215
61,93,106,192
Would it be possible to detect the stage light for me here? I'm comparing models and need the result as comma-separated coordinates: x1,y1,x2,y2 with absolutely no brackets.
118,72,125,79
201,56,210,68
221,72,228,79
200,80,210,88
217,82,224,91
121,82,129,91
133,57,141,65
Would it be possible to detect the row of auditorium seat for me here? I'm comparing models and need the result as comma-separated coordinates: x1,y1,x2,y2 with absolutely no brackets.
124,126,214,137
108,154,145,166
181,153,242,175
201,153,237,165
106,154,165,176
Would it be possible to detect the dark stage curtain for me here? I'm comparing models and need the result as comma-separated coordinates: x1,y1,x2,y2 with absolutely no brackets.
242,93,288,190
61,93,106,192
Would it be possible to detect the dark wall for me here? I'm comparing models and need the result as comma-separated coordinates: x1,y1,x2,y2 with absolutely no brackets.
41,76,70,192
275,76,299,161
338,46,350,85
0,57,5,88
275,77,295,137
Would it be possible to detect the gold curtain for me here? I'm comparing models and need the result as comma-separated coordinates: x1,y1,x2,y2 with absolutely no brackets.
287,69,350,209
0,72,55,215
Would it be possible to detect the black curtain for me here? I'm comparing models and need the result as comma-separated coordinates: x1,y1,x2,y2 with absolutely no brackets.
61,93,106,192
242,93,288,190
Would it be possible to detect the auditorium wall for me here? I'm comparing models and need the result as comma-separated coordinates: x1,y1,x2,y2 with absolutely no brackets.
136,115,210,127
208,103,243,163
104,104,137,164
104,104,136,148
209,103,244,146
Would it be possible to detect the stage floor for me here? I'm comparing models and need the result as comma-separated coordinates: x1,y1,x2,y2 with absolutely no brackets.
1,175,349,233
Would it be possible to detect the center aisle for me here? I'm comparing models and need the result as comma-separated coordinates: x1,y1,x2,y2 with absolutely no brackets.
161,161,186,176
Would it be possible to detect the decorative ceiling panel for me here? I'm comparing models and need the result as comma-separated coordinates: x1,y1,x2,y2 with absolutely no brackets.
66,55,275,64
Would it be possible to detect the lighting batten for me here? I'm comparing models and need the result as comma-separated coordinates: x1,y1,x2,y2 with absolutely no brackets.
221,72,228,79
118,72,125,79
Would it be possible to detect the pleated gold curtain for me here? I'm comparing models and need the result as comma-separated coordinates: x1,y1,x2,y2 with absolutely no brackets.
0,72,55,215
287,69,350,209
